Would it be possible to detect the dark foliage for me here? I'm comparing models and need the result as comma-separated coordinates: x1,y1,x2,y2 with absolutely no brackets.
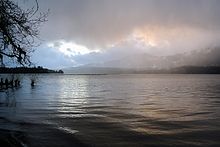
169,66,220,74
0,67,63,73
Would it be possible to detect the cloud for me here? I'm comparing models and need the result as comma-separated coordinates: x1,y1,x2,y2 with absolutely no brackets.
31,45,76,69
21,0,220,68
37,0,220,49
47,41,99,57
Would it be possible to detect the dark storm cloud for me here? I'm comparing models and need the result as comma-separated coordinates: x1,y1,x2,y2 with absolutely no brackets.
17,0,220,68
35,0,220,48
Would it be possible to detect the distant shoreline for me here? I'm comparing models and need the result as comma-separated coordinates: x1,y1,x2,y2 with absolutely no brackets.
63,66,220,75
1,66,220,74
0,67,63,74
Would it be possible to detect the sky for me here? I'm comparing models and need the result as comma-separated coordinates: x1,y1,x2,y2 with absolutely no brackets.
20,0,220,69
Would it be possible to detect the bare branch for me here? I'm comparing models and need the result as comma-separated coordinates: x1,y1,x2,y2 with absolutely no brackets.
0,0,48,66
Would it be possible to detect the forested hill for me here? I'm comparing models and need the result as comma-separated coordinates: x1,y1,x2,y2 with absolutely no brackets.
0,67,63,74
64,66,220,74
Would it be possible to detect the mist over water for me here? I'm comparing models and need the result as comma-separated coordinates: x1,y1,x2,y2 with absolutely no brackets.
0,74,220,146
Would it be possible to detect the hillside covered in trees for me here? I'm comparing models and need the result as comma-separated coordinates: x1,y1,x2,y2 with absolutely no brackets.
0,66,63,74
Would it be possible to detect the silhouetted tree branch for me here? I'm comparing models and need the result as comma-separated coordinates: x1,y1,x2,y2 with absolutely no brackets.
0,0,48,66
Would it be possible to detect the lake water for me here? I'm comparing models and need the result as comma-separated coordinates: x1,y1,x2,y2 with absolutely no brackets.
0,74,220,146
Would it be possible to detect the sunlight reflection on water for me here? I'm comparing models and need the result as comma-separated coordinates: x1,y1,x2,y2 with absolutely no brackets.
1,74,220,146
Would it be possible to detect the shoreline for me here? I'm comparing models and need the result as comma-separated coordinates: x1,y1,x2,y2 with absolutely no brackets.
0,119,88,147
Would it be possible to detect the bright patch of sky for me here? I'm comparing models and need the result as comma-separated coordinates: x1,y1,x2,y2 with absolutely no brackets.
26,0,220,69
47,41,100,57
